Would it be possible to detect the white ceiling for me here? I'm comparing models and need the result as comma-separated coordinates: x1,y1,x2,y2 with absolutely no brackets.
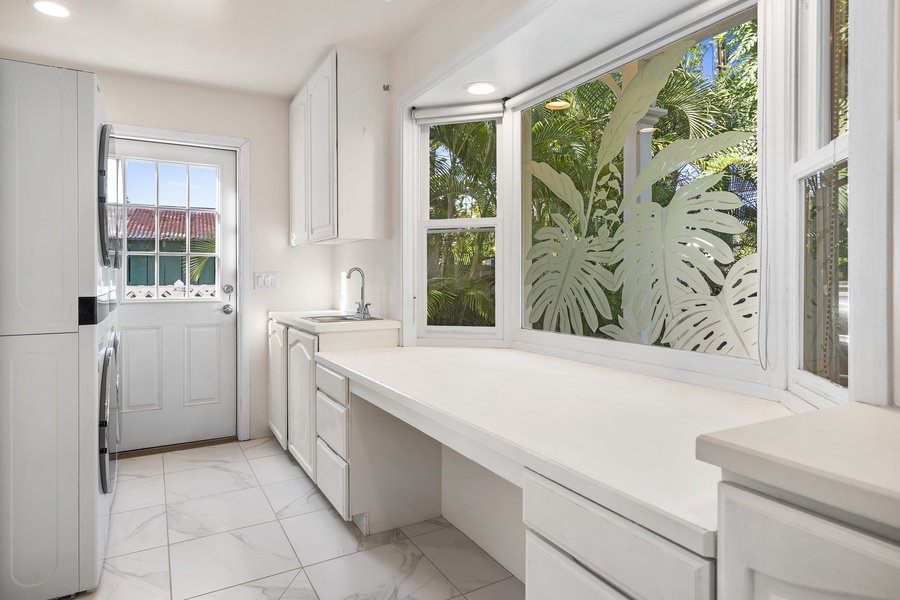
0,0,727,107
0,0,446,97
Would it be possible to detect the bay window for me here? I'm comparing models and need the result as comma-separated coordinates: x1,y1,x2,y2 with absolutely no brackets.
402,0,895,408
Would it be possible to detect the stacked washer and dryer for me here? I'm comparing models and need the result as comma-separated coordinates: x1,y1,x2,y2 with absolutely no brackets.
0,59,123,599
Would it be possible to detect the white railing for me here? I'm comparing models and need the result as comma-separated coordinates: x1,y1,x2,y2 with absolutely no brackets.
125,285,217,300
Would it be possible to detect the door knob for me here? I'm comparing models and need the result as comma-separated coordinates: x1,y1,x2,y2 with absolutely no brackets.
215,304,234,315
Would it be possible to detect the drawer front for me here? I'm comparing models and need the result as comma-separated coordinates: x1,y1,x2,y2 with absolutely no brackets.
316,364,348,405
527,532,630,600
524,471,712,600
316,391,348,459
316,437,349,519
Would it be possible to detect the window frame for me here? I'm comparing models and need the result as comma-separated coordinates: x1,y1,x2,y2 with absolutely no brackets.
408,117,508,344
503,1,783,399
120,155,223,303
786,0,894,408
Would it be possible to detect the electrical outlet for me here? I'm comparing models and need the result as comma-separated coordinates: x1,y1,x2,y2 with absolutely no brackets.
254,271,280,289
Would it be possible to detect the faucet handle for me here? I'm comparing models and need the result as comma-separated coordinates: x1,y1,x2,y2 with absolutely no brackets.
363,303,372,317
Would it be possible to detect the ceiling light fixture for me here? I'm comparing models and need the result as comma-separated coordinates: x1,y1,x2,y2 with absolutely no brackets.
545,100,571,110
466,82,498,96
30,1,71,17
639,127,659,133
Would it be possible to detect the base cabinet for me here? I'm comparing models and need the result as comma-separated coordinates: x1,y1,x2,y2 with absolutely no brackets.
523,470,712,600
286,328,317,480
527,532,629,600
266,321,286,449
718,483,900,599
314,367,442,535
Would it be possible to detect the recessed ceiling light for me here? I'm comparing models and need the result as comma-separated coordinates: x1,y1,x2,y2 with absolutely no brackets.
30,1,70,17
545,100,571,110
466,82,498,96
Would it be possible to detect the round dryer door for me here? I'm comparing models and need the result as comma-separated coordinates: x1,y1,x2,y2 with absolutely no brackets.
98,344,117,494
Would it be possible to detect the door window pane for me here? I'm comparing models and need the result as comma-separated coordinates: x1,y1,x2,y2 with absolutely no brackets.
126,255,156,299
429,121,497,219
427,228,496,327
126,207,156,252
125,160,156,205
159,209,187,253
190,211,216,254
190,166,218,209
803,161,848,387
123,157,220,301
159,163,188,207
159,256,187,299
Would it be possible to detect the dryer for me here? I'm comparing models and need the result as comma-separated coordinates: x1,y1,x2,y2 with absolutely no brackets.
0,58,122,599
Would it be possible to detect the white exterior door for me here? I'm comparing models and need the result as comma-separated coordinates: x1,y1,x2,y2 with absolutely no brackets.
116,140,238,450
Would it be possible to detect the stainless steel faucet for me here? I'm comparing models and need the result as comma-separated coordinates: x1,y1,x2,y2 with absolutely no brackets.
346,267,370,319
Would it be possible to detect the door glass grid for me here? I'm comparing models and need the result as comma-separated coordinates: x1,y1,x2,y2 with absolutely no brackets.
124,159,219,300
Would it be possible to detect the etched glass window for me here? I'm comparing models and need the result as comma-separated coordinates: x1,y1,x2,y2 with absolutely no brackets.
522,14,758,358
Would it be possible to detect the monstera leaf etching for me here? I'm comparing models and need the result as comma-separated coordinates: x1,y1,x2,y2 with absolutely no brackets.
609,174,746,344
599,314,645,344
526,161,587,232
525,214,615,335
662,253,759,358
617,131,753,216
594,38,695,170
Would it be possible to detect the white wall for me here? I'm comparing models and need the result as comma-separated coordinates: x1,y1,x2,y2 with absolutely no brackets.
332,0,531,322
93,71,335,439
442,446,525,581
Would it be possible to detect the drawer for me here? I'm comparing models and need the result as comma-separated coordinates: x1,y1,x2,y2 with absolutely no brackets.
316,364,348,405
316,437,349,519
527,532,630,600
316,391,348,459
523,471,712,600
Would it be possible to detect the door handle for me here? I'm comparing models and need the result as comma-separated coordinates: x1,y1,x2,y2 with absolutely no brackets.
215,304,234,315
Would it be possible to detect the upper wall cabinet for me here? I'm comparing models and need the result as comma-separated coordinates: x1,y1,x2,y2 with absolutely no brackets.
290,48,390,245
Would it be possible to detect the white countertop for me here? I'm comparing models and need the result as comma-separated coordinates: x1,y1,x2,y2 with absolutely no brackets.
697,402,900,532
269,310,401,334
315,346,791,557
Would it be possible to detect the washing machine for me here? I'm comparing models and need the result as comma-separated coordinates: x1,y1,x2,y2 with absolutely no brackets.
0,58,122,599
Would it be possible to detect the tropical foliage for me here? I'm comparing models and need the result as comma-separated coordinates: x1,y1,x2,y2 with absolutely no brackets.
427,121,497,326
524,19,760,358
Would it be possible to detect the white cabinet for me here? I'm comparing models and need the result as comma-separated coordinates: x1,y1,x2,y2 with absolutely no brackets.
314,365,442,536
288,86,308,245
289,47,390,245
286,328,317,479
0,60,79,336
718,484,900,600
267,321,287,449
523,470,712,600
526,532,629,600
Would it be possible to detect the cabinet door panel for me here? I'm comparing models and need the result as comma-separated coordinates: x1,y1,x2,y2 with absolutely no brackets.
289,89,308,246
316,437,349,519
719,484,900,599
526,532,630,600
267,321,286,449
286,328,316,479
307,53,336,242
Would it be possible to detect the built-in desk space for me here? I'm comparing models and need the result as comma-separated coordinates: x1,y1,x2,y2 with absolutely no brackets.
315,346,791,599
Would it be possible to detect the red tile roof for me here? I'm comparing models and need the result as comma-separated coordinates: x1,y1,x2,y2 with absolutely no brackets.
127,208,215,241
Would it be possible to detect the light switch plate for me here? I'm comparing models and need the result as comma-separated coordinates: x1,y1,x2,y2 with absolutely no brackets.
254,271,280,289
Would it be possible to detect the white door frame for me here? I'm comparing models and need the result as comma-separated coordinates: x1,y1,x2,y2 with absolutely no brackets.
113,124,252,440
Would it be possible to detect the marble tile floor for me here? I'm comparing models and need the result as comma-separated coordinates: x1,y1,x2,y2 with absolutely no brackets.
79,439,525,600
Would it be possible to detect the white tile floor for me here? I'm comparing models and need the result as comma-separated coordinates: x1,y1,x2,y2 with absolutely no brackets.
79,439,525,600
